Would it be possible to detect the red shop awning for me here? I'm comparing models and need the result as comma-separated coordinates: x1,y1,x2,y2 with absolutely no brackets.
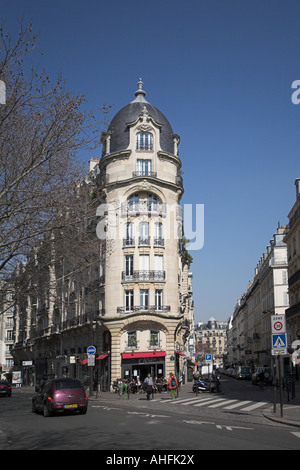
122,351,166,359
96,354,109,360
176,351,185,356
80,359,88,365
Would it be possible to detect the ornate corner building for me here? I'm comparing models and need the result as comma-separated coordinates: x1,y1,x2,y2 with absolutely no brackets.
11,80,195,389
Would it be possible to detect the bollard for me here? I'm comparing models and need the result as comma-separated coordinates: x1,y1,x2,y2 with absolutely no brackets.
273,386,277,414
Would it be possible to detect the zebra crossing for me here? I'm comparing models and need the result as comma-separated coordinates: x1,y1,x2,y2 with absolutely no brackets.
151,394,270,413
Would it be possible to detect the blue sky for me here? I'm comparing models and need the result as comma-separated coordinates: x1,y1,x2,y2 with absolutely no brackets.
2,0,300,323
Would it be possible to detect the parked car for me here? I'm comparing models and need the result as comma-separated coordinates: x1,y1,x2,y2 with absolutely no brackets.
252,367,272,385
0,380,12,397
32,378,88,417
235,366,251,380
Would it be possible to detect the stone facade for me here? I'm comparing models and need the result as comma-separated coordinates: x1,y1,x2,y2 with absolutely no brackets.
11,80,194,389
284,179,300,343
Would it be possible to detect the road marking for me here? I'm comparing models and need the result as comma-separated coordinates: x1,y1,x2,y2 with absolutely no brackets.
240,402,268,411
183,419,215,425
291,432,300,439
193,398,226,407
223,400,252,409
169,397,202,404
216,425,253,431
208,399,238,408
181,397,217,405
127,411,170,418
182,420,253,431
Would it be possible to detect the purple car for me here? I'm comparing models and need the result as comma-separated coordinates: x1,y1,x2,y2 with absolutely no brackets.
0,380,12,397
32,378,88,417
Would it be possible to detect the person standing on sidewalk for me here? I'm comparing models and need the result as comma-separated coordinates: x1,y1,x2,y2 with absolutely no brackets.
144,373,154,400
168,372,178,399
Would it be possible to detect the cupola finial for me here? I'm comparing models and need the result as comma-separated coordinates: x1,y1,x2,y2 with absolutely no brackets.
134,77,147,101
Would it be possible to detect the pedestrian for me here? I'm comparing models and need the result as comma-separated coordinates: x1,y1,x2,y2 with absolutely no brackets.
168,372,178,399
143,373,154,400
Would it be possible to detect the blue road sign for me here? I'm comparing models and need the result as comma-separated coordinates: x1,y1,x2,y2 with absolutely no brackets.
272,334,287,349
205,354,212,361
87,345,96,355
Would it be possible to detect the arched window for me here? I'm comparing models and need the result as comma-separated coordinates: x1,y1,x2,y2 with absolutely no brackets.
136,132,153,151
128,193,139,210
147,193,158,211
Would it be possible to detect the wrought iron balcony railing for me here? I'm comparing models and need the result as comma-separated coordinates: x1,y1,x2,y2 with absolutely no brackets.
117,305,170,314
121,270,166,282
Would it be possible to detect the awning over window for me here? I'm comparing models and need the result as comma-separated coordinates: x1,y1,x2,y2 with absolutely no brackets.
96,354,109,360
176,351,185,356
80,354,108,364
122,351,166,359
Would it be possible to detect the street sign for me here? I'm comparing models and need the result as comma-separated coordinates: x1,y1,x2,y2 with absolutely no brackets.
87,345,96,355
272,334,287,349
271,348,287,356
205,354,212,362
271,314,286,334
88,355,95,366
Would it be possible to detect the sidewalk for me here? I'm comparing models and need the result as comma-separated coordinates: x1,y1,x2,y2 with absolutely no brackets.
261,380,300,428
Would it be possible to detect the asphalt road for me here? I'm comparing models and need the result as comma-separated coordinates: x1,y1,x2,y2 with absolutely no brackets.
0,378,299,453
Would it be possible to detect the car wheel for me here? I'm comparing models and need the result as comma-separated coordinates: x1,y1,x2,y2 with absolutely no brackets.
43,401,52,417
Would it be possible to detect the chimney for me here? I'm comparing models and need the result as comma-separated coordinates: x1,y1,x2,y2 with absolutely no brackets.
89,157,99,173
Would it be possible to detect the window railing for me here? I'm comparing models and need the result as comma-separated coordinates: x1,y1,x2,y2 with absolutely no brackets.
138,236,150,246
121,202,166,216
132,171,157,178
153,238,164,247
117,305,170,314
147,339,162,349
122,270,166,282
123,238,135,247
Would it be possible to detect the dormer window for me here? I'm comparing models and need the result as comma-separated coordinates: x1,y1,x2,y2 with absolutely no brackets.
136,132,153,151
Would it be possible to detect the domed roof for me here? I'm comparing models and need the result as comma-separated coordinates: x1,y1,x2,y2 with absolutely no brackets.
107,79,174,155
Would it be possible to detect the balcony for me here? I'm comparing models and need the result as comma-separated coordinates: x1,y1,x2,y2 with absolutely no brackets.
132,171,157,178
121,202,166,216
285,301,300,320
117,305,170,314
121,270,166,282
138,236,150,246
123,238,135,247
153,238,164,247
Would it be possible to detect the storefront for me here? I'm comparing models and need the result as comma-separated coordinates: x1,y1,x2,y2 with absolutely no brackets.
121,351,166,382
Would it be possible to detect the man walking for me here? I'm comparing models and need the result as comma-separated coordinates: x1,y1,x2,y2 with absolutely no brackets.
168,372,178,399
144,373,154,400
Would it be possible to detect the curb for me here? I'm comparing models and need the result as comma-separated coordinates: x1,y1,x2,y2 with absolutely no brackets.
262,409,300,428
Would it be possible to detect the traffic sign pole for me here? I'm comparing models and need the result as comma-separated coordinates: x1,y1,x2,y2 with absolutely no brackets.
87,345,96,397
270,315,286,418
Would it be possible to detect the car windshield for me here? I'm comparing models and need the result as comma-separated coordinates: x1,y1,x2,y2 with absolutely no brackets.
54,379,82,390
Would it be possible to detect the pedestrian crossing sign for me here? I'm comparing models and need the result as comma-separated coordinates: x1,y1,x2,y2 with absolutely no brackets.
272,333,287,349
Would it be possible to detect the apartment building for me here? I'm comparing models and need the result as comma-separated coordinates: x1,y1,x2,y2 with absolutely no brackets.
228,226,289,368
0,283,14,379
284,178,300,343
11,80,194,388
194,317,227,366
